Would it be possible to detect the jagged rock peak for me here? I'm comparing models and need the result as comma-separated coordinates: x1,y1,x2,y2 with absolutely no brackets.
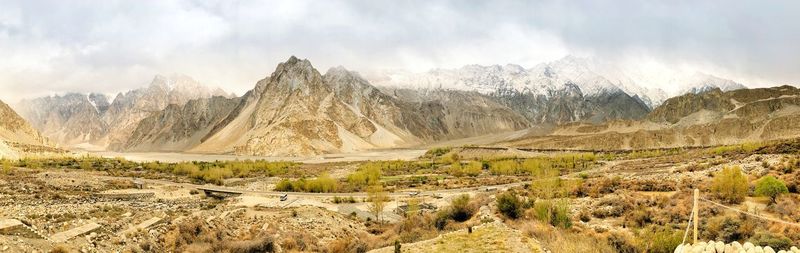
324,66,366,81
267,56,324,91
274,56,315,75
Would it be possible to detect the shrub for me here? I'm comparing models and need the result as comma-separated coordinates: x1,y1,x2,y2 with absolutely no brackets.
449,194,475,222
347,164,381,188
710,166,749,204
635,226,682,253
532,199,572,228
704,215,754,242
755,175,788,204
748,232,793,250
606,231,638,253
1,159,11,174
496,191,523,219
201,166,233,185
442,152,460,164
425,147,451,157
274,179,294,191
305,173,337,193
226,237,276,253
433,194,478,229
174,162,200,176
463,161,483,177
489,160,520,175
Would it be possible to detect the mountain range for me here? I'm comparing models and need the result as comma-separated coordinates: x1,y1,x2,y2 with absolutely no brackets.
15,74,231,150
502,85,800,150
6,55,784,157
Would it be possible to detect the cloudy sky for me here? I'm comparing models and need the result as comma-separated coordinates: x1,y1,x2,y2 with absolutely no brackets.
0,0,798,102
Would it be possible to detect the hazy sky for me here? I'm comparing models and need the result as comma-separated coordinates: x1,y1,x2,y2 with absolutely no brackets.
1,0,798,102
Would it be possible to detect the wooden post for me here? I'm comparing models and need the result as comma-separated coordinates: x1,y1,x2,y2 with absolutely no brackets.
693,188,699,244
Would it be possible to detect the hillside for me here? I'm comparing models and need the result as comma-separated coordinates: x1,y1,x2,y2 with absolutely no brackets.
501,85,800,150
0,100,52,158
120,96,242,152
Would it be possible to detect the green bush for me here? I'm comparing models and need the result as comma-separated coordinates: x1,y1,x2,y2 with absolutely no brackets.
347,164,382,188
304,173,337,193
748,232,793,250
533,199,572,228
710,166,749,204
755,175,788,204
274,174,339,193
449,194,475,222
635,226,682,253
496,192,523,219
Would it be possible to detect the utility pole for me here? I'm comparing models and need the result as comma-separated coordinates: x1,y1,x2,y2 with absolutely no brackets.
693,188,699,244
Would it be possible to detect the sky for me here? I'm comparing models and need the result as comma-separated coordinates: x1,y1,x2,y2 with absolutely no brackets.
0,0,798,103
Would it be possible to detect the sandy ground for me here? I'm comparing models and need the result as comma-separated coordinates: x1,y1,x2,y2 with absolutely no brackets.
90,149,427,163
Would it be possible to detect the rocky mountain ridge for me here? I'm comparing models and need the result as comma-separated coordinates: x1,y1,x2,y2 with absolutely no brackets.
501,85,800,150
15,74,231,150
366,55,748,109
188,56,530,156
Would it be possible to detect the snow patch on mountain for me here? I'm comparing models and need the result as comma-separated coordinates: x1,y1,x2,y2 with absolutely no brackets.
366,55,671,108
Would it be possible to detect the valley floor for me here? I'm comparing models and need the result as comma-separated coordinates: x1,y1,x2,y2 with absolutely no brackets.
1,139,800,252
90,148,427,164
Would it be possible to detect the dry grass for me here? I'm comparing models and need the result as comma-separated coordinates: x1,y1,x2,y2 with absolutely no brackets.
518,221,615,253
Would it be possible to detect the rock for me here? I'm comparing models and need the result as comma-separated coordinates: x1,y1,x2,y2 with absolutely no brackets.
705,243,717,253
715,241,724,253
675,244,685,253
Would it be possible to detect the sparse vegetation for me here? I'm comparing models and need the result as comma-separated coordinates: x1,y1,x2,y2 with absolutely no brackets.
1,159,11,174
368,184,389,223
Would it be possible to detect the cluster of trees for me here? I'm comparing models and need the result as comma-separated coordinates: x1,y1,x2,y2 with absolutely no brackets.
274,173,337,193
711,166,789,204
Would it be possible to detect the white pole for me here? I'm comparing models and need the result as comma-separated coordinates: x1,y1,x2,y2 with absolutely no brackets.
693,188,699,244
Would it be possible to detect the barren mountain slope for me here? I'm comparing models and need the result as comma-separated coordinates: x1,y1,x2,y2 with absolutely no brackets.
193,57,398,156
15,93,109,146
121,96,241,152
327,68,530,142
501,85,800,150
0,99,51,158
103,75,230,150
192,57,531,156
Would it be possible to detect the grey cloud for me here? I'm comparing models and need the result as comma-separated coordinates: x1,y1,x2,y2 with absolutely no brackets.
0,0,798,103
